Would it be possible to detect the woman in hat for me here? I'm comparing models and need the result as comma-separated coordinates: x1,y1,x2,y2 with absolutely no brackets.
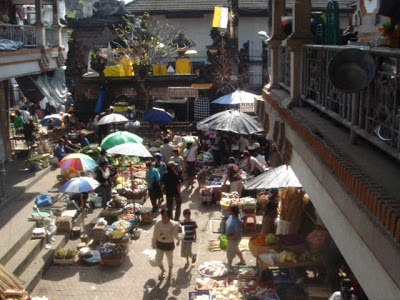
329,278,358,300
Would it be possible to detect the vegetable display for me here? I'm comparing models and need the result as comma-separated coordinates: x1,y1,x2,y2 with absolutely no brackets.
265,234,278,246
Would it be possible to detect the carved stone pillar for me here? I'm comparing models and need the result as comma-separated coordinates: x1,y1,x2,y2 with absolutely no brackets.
268,0,286,89
52,0,63,47
282,0,313,105
35,0,46,47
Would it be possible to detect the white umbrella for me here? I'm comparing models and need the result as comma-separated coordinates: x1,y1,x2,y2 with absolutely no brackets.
212,89,257,105
107,142,152,158
60,177,100,193
244,165,302,190
97,113,129,125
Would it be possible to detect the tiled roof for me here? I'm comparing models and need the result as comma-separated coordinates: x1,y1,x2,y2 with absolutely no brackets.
239,0,355,10
126,0,355,13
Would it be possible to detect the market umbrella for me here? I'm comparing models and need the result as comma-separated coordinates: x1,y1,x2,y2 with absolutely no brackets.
196,109,263,135
244,165,302,190
40,113,70,126
97,113,129,125
100,131,143,150
211,89,257,105
143,107,173,124
107,142,152,157
59,153,98,171
60,177,100,193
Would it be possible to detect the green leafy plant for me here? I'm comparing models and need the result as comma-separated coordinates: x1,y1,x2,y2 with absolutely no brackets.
114,13,183,109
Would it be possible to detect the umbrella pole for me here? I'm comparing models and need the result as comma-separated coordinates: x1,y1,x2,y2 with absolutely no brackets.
81,197,85,236
130,161,133,185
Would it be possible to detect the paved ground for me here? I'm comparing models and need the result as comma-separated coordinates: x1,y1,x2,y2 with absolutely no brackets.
31,183,259,300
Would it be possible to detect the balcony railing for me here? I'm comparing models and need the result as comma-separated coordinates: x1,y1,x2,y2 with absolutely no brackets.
45,27,55,47
302,45,400,160
0,24,36,47
278,45,291,92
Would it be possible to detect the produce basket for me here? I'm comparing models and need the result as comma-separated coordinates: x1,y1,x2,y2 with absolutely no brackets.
227,277,258,291
244,281,277,298
102,208,123,217
227,266,258,278
195,278,226,291
249,234,280,258
53,257,76,265
187,290,211,300
100,256,125,267
198,261,229,278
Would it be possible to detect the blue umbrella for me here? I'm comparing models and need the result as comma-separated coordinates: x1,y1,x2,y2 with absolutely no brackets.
143,107,173,124
40,114,69,126
61,177,100,193
211,90,257,105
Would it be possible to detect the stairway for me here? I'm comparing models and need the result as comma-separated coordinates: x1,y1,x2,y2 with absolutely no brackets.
0,167,76,293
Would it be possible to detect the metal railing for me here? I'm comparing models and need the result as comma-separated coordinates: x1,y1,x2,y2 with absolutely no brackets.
302,44,400,159
45,27,55,47
0,24,36,47
278,45,291,92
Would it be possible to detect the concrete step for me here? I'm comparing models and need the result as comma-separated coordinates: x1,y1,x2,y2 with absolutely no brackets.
4,238,45,277
0,222,36,265
20,233,69,293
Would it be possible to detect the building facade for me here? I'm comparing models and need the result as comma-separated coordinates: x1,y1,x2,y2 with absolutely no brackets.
0,0,68,160
258,0,400,298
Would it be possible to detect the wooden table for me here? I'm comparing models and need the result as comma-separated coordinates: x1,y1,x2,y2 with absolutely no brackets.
257,257,322,282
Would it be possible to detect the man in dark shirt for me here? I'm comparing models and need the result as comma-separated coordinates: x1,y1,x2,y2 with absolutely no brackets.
162,161,182,220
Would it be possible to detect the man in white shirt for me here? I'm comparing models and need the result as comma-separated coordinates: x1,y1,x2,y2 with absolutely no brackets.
183,137,200,188
20,107,30,123
254,143,267,167
160,138,174,164
242,150,264,176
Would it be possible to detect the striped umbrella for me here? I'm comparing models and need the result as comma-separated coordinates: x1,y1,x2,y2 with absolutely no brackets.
61,177,100,193
59,153,98,171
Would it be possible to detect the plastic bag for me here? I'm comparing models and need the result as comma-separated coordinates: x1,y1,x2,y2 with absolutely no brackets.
36,194,53,206
148,249,158,267
259,249,279,265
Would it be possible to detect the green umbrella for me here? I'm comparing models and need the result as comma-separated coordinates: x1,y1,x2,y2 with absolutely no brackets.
100,131,143,150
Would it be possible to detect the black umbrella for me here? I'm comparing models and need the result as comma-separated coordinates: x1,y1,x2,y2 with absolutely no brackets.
196,109,263,135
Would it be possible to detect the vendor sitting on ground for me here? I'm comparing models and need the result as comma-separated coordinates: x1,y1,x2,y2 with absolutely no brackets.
329,278,358,300
79,132,90,147
54,139,67,162
62,134,81,153
242,150,265,176
47,119,55,130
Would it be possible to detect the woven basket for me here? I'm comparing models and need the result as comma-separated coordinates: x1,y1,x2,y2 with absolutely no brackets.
249,235,279,258
102,208,123,217
101,256,124,267
53,257,75,265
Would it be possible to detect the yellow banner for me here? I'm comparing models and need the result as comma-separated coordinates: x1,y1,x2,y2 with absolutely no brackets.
212,6,228,28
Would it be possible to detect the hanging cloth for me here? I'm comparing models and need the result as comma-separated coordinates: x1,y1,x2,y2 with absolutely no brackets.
30,68,67,108
94,86,105,113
